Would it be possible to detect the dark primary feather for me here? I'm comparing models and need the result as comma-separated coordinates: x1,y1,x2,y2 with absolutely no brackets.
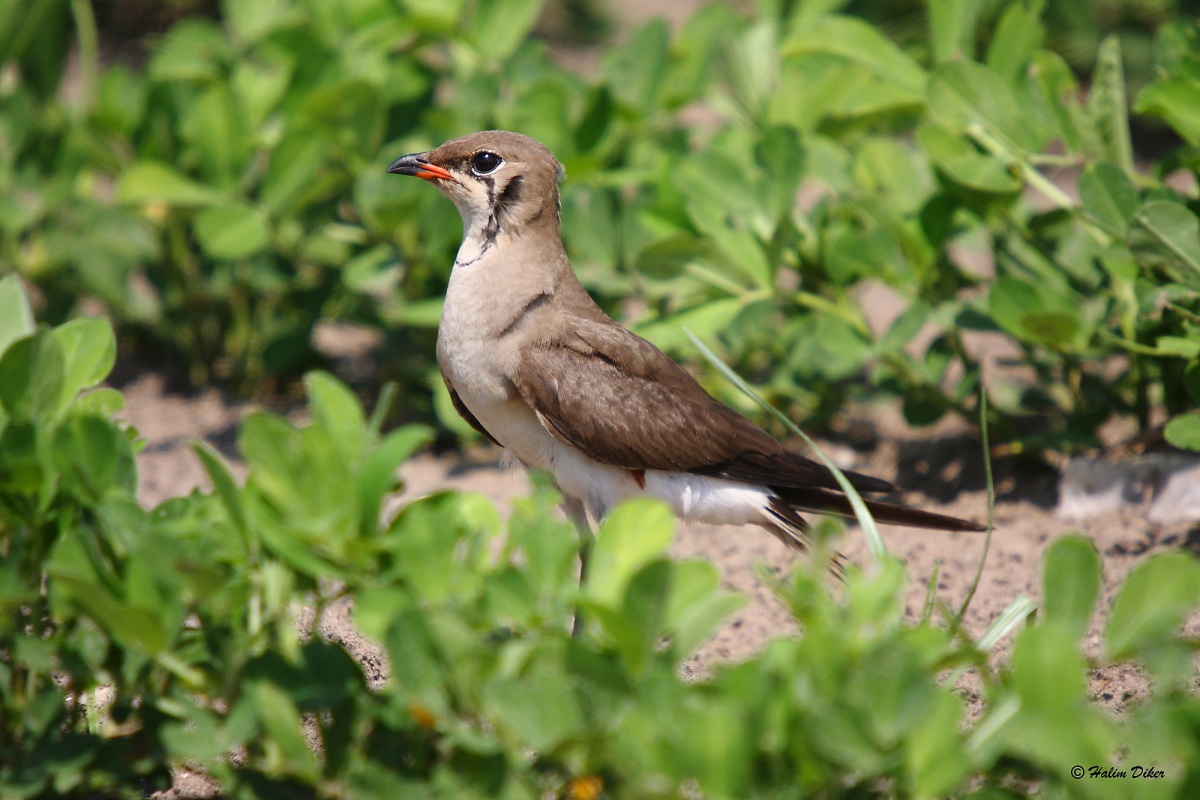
772,485,986,532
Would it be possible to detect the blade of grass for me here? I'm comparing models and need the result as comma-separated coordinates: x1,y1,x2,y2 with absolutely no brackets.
941,592,1038,695
367,381,398,440
921,559,942,624
955,389,997,628
977,595,1036,651
685,329,886,561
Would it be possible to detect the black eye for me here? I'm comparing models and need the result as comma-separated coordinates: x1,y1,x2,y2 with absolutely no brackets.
471,151,503,175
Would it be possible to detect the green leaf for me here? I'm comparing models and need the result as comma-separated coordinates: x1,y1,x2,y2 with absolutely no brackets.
116,162,228,207
388,493,496,605
261,132,329,215
1135,201,1200,275
359,425,434,536
928,0,980,64
597,560,674,674
191,440,250,541
221,0,291,44
879,302,932,354
232,57,293,131
466,0,544,61
927,61,1042,153
304,371,365,463
52,318,116,402
194,204,270,260
0,329,65,422
602,19,670,115
987,277,1084,349
584,499,676,609
249,680,321,779
76,388,125,418
1134,76,1200,145
1188,362,1200,405
182,84,246,189
1078,161,1138,235
726,19,779,121
400,0,466,29
997,625,1117,771
984,0,1045,85
0,275,35,357
507,491,578,608
1154,336,1200,359
907,692,971,797
757,124,806,218
784,15,926,97
1164,413,1200,452
53,415,137,501
1041,536,1101,640
853,137,930,214
1105,553,1200,660
917,123,1022,194
1029,50,1087,152
147,19,231,83
50,564,168,656
483,668,586,752
664,560,745,659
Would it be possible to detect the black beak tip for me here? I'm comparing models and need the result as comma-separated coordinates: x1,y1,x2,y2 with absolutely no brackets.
386,154,419,176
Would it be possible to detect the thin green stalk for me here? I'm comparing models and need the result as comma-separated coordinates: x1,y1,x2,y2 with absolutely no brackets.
683,262,763,298
965,124,1073,207
954,389,996,627
367,382,399,440
966,123,1111,247
84,688,101,735
921,559,941,624
793,289,873,338
686,329,887,561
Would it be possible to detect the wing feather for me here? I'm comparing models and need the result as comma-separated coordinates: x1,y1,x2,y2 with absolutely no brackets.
511,317,893,493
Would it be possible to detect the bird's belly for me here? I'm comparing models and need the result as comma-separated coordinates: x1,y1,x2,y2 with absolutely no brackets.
549,445,771,527
470,396,558,468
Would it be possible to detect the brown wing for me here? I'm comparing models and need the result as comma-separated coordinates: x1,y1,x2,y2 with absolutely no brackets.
512,317,893,493
444,378,503,447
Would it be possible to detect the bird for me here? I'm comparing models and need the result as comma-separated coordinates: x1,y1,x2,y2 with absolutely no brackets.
386,130,984,563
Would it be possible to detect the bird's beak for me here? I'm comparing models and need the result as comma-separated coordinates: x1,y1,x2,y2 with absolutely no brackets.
386,152,457,183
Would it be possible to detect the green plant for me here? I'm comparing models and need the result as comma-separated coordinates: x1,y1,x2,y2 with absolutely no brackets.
4,0,1198,453
4,273,1200,797
602,1,1198,458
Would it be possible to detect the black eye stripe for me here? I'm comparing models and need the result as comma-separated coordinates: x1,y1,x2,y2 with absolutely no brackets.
495,174,523,216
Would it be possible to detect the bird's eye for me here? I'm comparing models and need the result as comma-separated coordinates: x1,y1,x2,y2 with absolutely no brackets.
470,151,503,175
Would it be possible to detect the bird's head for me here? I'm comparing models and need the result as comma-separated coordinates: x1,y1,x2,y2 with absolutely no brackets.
387,130,564,243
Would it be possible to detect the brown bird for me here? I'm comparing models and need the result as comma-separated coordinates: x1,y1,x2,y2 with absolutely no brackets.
387,131,983,555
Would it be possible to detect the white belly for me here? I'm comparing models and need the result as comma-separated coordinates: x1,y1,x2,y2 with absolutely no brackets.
527,434,774,528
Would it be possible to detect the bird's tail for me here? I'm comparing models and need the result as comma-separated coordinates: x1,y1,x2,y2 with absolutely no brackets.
763,486,985,551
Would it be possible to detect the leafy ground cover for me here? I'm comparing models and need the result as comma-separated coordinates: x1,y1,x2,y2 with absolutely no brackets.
4,275,1200,798
4,0,1200,797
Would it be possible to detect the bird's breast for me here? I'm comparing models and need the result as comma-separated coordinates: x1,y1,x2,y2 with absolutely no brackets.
438,259,557,470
